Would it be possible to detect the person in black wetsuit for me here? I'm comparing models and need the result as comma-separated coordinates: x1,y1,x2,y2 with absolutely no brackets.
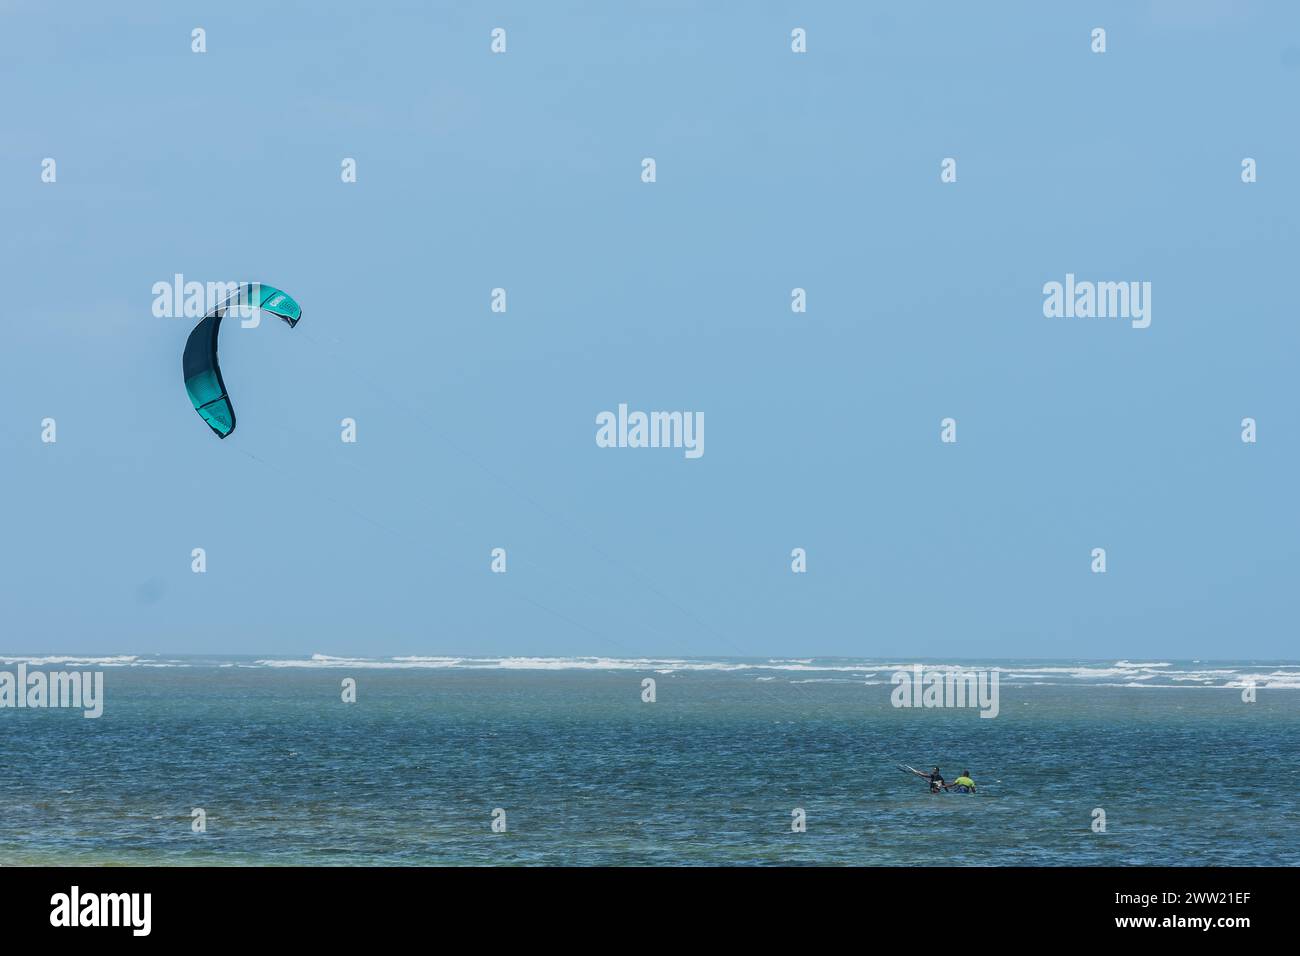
908,765,946,793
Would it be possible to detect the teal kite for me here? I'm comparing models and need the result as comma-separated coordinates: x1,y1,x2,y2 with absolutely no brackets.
182,283,302,438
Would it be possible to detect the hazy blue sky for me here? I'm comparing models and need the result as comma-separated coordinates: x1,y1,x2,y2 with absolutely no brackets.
2,1,1297,659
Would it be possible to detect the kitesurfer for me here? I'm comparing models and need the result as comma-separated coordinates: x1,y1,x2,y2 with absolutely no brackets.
906,765,946,793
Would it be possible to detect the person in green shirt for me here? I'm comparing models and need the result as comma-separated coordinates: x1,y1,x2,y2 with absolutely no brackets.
948,770,977,793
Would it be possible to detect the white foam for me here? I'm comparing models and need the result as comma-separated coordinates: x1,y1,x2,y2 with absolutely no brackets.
4,653,1297,686
0,655,142,667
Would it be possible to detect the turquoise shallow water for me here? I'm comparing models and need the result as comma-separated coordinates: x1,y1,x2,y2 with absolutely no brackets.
1,659,1297,865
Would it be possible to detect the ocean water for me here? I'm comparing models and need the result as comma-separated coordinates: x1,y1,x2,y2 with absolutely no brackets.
1,656,1297,866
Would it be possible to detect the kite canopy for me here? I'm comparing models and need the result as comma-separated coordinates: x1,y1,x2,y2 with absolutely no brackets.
182,283,302,438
